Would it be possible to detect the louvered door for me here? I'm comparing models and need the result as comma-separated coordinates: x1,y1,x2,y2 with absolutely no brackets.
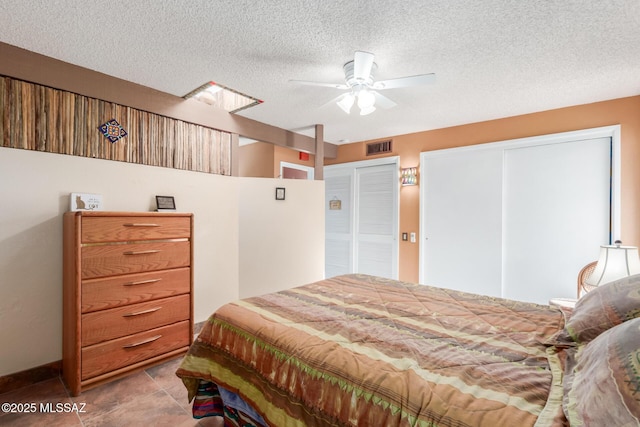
355,164,398,278
325,160,398,280
325,174,353,278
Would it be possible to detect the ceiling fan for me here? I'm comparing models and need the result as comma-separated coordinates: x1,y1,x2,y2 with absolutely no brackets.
290,51,435,116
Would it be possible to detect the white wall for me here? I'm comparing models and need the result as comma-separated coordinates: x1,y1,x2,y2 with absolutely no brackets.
239,178,325,298
0,147,325,377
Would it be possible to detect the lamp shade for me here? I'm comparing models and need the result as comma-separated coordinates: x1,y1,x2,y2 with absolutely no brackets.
357,90,375,109
336,93,355,113
359,105,376,116
336,89,378,115
585,241,640,287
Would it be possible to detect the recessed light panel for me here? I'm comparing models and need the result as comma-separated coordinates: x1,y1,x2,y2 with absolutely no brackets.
183,81,262,113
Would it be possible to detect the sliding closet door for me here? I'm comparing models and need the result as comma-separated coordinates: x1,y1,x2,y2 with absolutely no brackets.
502,137,611,303
355,164,398,279
420,127,618,304
421,149,503,296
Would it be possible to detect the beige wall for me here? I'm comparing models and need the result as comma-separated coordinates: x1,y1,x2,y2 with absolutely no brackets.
0,42,331,377
273,145,316,178
0,147,325,377
326,96,640,283
239,142,275,178
239,178,325,298
239,142,316,179
0,147,237,375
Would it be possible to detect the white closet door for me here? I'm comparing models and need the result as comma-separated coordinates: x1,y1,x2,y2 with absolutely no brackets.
325,173,353,278
355,164,398,279
503,137,611,304
422,149,503,296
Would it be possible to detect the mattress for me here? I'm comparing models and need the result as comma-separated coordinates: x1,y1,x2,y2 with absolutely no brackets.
177,274,568,426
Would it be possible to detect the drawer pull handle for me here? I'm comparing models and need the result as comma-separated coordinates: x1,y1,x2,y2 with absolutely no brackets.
123,278,162,286
122,335,162,349
123,250,160,255
122,307,161,317
123,223,161,227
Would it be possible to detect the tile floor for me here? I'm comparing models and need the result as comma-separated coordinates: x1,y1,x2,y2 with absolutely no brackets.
0,356,222,427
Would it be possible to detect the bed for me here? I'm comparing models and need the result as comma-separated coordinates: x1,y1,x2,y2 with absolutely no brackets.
176,273,640,426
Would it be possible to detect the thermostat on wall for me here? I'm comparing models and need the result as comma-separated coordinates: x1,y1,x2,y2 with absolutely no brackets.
70,193,104,211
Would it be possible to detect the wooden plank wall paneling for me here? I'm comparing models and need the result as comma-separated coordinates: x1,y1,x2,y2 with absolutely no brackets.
0,76,231,175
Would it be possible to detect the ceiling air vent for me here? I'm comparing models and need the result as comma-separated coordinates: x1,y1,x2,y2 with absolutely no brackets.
366,139,393,156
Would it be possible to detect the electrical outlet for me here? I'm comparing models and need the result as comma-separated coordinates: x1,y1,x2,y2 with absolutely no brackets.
410,232,416,243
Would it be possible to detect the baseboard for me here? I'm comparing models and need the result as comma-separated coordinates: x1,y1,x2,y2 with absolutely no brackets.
0,360,62,395
0,321,205,396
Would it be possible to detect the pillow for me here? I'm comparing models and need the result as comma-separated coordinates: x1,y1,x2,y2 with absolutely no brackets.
556,273,640,345
562,317,640,426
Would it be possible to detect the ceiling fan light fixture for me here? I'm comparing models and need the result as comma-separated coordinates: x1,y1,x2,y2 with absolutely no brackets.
291,50,435,116
357,90,376,110
356,89,376,115
359,105,376,116
337,93,355,113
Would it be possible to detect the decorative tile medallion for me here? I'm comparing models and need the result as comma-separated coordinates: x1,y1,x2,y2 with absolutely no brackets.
98,119,127,143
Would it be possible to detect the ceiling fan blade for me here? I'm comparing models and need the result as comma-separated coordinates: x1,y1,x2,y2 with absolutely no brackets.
289,79,349,90
372,73,436,90
353,51,375,81
372,91,397,109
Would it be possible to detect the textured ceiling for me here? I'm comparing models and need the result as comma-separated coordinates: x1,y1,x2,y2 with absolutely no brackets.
0,0,639,144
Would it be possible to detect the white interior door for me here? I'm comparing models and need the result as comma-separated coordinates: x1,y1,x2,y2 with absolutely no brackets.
502,137,611,303
280,161,314,180
355,164,398,279
420,126,619,304
325,173,353,278
325,159,399,280
422,149,503,296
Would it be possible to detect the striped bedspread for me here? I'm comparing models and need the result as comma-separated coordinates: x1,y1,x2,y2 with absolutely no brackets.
177,274,568,426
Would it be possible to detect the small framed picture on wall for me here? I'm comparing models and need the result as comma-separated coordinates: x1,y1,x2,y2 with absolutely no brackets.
275,187,286,201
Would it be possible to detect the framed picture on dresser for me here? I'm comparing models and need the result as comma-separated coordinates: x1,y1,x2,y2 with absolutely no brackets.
156,195,176,211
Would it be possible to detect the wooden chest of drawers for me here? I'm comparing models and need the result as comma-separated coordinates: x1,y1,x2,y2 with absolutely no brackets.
62,211,193,396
